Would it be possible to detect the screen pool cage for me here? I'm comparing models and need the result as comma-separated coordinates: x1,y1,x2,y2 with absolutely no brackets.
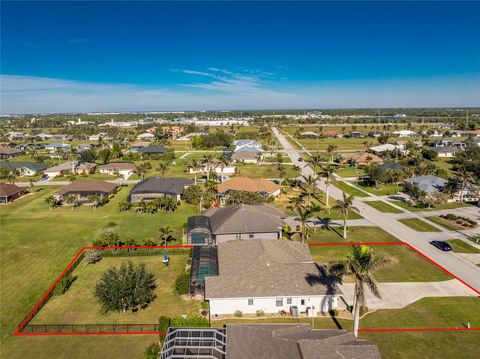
187,215,212,245
190,246,218,295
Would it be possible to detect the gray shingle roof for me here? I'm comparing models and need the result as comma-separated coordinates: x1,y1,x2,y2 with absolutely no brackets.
129,177,193,196
379,162,404,171
137,145,169,154
404,175,447,193
201,204,285,235
205,239,342,298
431,146,461,154
0,161,48,172
226,324,381,359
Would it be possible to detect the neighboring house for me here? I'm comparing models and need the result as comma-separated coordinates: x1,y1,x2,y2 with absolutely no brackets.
369,143,404,154
404,175,479,203
6,131,27,141
188,158,236,177
97,162,137,179
44,161,97,178
54,180,117,201
130,140,150,152
137,132,155,141
379,162,404,171
161,125,184,139
187,204,285,245
44,143,71,152
88,133,110,141
0,147,24,159
392,130,417,137
205,239,343,316
177,131,209,141
300,131,319,138
233,139,262,153
346,131,364,138
161,324,381,359
431,146,461,158
434,138,466,149
322,130,340,138
0,161,48,176
0,183,26,203
77,143,99,152
217,176,281,204
34,133,52,141
137,145,169,156
128,177,193,202
339,152,383,166
231,151,261,164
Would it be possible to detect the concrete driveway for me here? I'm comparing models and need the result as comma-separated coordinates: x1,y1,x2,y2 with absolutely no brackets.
339,279,477,309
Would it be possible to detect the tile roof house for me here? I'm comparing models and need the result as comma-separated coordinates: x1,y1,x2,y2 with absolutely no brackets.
339,152,383,166
217,177,281,203
0,161,48,176
0,183,26,203
44,161,97,178
160,324,381,359
0,147,24,159
97,162,137,179
205,239,343,316
128,177,193,202
187,204,285,245
54,180,117,201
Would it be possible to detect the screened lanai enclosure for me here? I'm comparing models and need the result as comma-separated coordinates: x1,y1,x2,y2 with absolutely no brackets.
187,215,213,245
190,246,218,295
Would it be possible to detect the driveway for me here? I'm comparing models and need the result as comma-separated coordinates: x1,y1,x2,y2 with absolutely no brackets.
272,126,480,293
339,279,477,309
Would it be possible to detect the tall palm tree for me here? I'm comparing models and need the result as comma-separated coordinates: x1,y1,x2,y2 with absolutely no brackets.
307,202,322,232
201,154,216,181
309,154,323,173
319,164,336,208
187,159,202,185
217,157,231,183
457,169,475,203
301,174,318,205
327,144,338,163
331,245,394,337
332,192,358,239
158,226,174,250
295,206,312,244
156,161,169,176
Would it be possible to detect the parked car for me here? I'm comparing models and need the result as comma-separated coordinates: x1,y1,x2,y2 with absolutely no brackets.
430,240,452,251
297,157,304,162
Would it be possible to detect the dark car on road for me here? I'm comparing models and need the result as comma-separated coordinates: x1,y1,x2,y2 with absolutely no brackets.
430,240,452,251
297,157,304,162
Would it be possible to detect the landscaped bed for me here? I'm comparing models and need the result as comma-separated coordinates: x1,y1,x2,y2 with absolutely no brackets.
31,253,200,325
428,214,478,231
398,218,441,232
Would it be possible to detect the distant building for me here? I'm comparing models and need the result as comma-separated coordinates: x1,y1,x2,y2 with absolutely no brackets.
392,130,417,137
0,183,26,203
0,147,23,159
137,132,155,141
217,177,281,205
369,143,404,154
44,143,71,152
137,145,169,156
44,161,97,178
431,146,461,158
339,152,383,166
300,131,319,138
0,161,48,176
54,180,117,202
97,162,137,179
128,177,193,202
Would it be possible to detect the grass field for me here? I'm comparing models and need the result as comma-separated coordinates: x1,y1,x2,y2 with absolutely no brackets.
426,216,468,231
0,185,198,359
389,200,470,212
307,226,399,243
334,181,370,197
335,166,367,178
32,254,200,325
235,164,300,179
309,244,450,282
399,218,442,232
364,200,403,213
447,239,480,254
356,183,403,196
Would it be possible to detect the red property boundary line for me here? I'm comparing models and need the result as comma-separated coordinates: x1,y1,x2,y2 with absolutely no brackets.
14,242,479,337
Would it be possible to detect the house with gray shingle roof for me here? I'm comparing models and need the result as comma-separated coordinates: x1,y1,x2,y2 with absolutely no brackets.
128,177,193,202
0,161,48,176
205,239,343,316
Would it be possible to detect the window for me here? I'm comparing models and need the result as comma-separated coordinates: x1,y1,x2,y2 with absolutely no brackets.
248,299,253,305
287,298,292,305
276,298,283,307
235,233,241,240
249,233,254,239
301,299,305,306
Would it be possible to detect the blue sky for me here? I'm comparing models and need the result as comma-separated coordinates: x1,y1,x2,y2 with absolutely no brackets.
1,1,479,113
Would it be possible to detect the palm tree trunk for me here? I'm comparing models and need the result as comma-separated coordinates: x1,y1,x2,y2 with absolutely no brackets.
326,185,330,207
353,284,360,337
194,172,197,185
343,214,347,239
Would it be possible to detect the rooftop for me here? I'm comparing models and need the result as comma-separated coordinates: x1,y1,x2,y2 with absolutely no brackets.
217,177,280,195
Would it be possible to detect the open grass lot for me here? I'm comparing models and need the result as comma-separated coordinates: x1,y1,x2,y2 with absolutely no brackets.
309,244,450,282
307,226,399,244
364,200,403,213
214,297,480,359
335,165,367,178
426,216,472,231
235,164,300,179
0,185,197,359
399,218,442,232
334,181,369,197
356,183,403,196
447,239,480,254
32,254,200,325
389,200,471,212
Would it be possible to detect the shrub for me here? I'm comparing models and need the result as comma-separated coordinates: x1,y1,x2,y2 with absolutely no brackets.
234,310,243,318
359,306,368,316
256,309,264,317
201,301,210,310
144,343,161,359
174,272,190,295
158,315,170,342
94,261,156,313
445,214,457,221
171,316,209,327
54,274,77,295
84,250,102,266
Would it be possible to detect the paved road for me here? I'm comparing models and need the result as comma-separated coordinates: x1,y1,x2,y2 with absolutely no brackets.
340,279,476,309
272,126,480,293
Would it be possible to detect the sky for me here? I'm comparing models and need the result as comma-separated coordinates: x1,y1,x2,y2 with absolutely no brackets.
1,1,479,114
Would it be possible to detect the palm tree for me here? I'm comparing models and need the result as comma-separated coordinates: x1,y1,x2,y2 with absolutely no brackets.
217,157,231,183
287,193,306,212
301,174,317,205
201,154,216,181
307,202,322,232
134,162,150,180
309,154,323,173
187,159,202,185
45,195,56,210
158,226,174,250
65,195,77,211
319,165,336,208
331,245,394,337
457,169,475,203
332,192,358,239
157,161,169,176
295,206,312,244
327,144,337,163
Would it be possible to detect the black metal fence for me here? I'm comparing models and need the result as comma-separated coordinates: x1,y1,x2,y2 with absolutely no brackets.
20,324,163,334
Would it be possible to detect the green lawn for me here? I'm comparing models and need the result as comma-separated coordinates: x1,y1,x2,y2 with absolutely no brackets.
335,166,367,178
307,226,399,244
399,218,442,232
309,244,450,282
334,181,370,197
364,201,403,213
447,239,480,254
0,185,198,359
426,216,466,231
32,254,200,325
235,164,300,179
356,183,403,196
390,200,471,212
